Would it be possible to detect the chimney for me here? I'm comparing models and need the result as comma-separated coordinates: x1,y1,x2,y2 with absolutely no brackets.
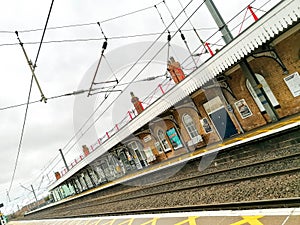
167,57,185,84
82,145,90,156
130,92,144,114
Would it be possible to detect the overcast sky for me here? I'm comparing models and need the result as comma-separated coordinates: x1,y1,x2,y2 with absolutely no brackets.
0,0,281,214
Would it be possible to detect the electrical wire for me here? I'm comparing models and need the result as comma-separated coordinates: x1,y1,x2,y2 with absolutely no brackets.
177,0,207,52
63,74,167,156
8,0,55,193
163,0,197,67
61,0,198,156
0,75,166,111
0,1,164,37
63,0,206,157
180,0,265,67
8,72,34,194
0,28,217,47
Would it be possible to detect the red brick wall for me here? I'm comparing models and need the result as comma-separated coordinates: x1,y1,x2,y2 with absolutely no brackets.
225,28,300,131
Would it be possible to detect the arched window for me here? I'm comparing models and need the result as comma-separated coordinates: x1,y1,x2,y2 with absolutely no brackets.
157,129,171,152
246,74,279,112
182,113,199,139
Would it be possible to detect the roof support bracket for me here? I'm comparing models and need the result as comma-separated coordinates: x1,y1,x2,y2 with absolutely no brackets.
251,46,289,74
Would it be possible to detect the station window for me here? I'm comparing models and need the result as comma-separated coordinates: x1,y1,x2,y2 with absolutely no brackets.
157,129,171,152
182,114,199,139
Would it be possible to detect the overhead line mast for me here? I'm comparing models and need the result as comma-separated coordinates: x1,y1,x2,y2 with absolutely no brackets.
15,31,47,103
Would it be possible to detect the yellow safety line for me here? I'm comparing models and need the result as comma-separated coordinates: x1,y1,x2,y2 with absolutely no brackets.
100,219,116,225
140,218,159,225
173,216,200,225
230,216,264,225
116,218,135,225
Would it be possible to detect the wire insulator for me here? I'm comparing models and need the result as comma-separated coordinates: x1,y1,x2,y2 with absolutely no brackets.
167,32,171,42
102,41,108,50
180,32,185,41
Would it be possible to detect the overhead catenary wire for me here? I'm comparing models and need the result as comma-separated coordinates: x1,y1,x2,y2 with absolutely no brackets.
103,55,118,82
87,23,108,97
16,1,164,34
154,4,178,67
177,0,207,53
163,0,197,67
63,0,206,157
61,0,199,155
62,74,168,156
8,0,55,193
180,0,261,67
0,28,217,47
0,74,167,112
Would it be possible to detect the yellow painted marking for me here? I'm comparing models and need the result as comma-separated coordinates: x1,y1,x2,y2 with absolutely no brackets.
101,219,116,225
116,218,134,225
95,219,103,225
173,216,199,225
83,219,92,225
230,216,264,225
140,218,159,225
280,121,292,125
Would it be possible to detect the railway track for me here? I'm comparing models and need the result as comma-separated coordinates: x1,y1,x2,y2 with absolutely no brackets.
53,198,300,218
25,147,300,220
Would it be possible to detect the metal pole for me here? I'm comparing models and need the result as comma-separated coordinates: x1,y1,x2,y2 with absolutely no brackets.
59,149,69,171
6,191,10,202
205,0,233,43
31,185,38,202
15,32,47,103
205,0,278,122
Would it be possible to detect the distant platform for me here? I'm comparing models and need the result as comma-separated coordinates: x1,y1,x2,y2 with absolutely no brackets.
8,208,300,225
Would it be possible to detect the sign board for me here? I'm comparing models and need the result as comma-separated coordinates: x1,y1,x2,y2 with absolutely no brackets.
246,74,280,112
166,127,183,150
284,72,300,97
203,96,224,114
200,118,213,133
143,135,152,143
235,99,253,119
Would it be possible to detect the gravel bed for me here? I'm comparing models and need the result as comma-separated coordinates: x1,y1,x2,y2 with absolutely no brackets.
27,155,300,219
68,172,300,215
57,156,300,205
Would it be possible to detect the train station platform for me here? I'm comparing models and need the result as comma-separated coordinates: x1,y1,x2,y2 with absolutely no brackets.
7,208,300,225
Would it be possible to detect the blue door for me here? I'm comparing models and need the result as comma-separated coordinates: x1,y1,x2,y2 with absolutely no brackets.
210,107,238,139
